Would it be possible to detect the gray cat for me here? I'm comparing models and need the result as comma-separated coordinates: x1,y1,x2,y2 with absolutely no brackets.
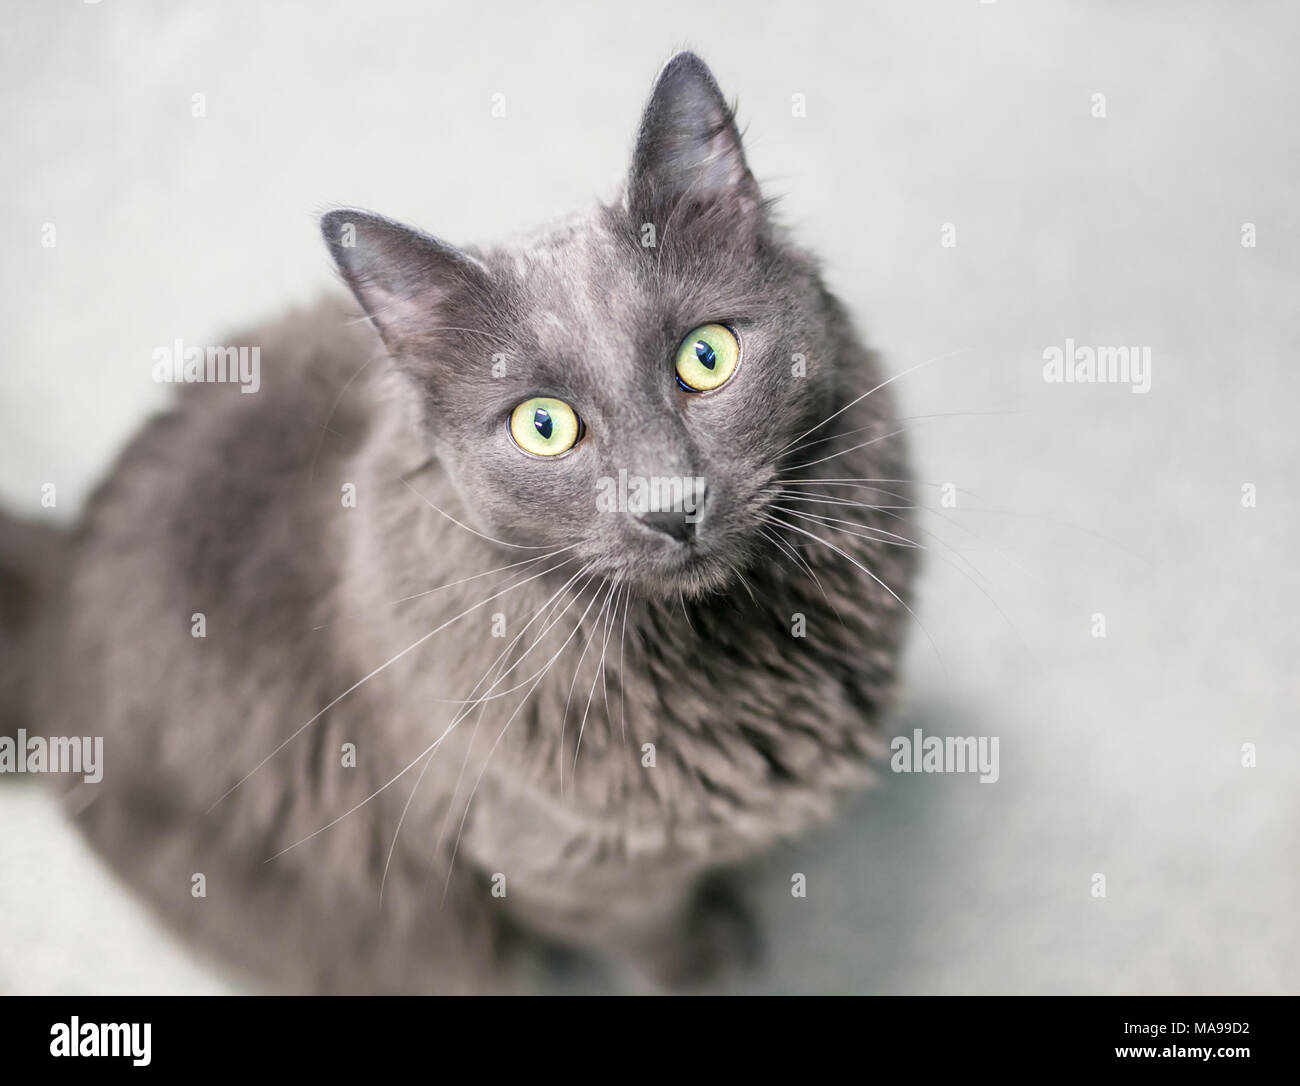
1,52,917,993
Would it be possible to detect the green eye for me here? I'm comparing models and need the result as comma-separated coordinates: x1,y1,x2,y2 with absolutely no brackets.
508,397,582,457
674,323,740,392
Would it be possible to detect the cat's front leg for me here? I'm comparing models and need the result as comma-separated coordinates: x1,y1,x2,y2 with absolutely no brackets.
605,872,762,994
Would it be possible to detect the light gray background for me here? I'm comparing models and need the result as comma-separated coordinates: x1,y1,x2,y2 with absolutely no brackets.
1,0,1296,994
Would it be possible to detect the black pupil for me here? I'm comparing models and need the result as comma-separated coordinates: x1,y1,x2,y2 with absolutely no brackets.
533,408,553,440
694,340,716,370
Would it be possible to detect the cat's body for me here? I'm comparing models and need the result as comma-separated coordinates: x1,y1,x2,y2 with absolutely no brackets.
5,54,916,992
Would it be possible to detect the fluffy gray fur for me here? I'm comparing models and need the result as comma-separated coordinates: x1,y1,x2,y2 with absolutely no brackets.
4,53,916,992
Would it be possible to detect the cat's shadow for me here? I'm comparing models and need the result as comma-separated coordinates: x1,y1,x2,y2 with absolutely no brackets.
541,695,1001,995
738,694,1005,994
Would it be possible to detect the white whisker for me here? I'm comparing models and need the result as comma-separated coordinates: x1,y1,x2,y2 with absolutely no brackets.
441,578,615,899
311,546,574,631
766,514,948,682
399,476,555,550
212,554,577,812
571,581,622,783
559,581,617,795
384,566,593,901
779,348,971,455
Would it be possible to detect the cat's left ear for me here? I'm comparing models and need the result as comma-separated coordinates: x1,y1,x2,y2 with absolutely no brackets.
627,52,763,226
320,208,488,358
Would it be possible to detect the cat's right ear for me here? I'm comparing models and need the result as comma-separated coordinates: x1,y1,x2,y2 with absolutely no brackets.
320,208,488,354
627,52,763,228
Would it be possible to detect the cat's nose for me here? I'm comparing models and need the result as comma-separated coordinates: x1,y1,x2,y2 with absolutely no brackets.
638,509,696,543
632,478,707,543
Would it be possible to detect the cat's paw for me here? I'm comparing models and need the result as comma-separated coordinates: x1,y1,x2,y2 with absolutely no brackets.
633,878,762,993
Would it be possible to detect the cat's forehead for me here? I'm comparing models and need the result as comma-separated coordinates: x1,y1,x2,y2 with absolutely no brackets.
491,210,637,349
479,206,760,389
501,209,604,271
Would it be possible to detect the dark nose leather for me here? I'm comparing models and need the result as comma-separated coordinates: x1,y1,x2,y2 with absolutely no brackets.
638,509,696,543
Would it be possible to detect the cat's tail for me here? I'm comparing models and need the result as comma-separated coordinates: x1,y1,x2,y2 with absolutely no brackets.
0,509,67,743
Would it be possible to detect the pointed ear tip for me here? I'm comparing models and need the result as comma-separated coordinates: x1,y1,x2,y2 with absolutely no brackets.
319,208,392,261
320,207,365,231
657,50,719,88
662,50,709,73
319,208,350,247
